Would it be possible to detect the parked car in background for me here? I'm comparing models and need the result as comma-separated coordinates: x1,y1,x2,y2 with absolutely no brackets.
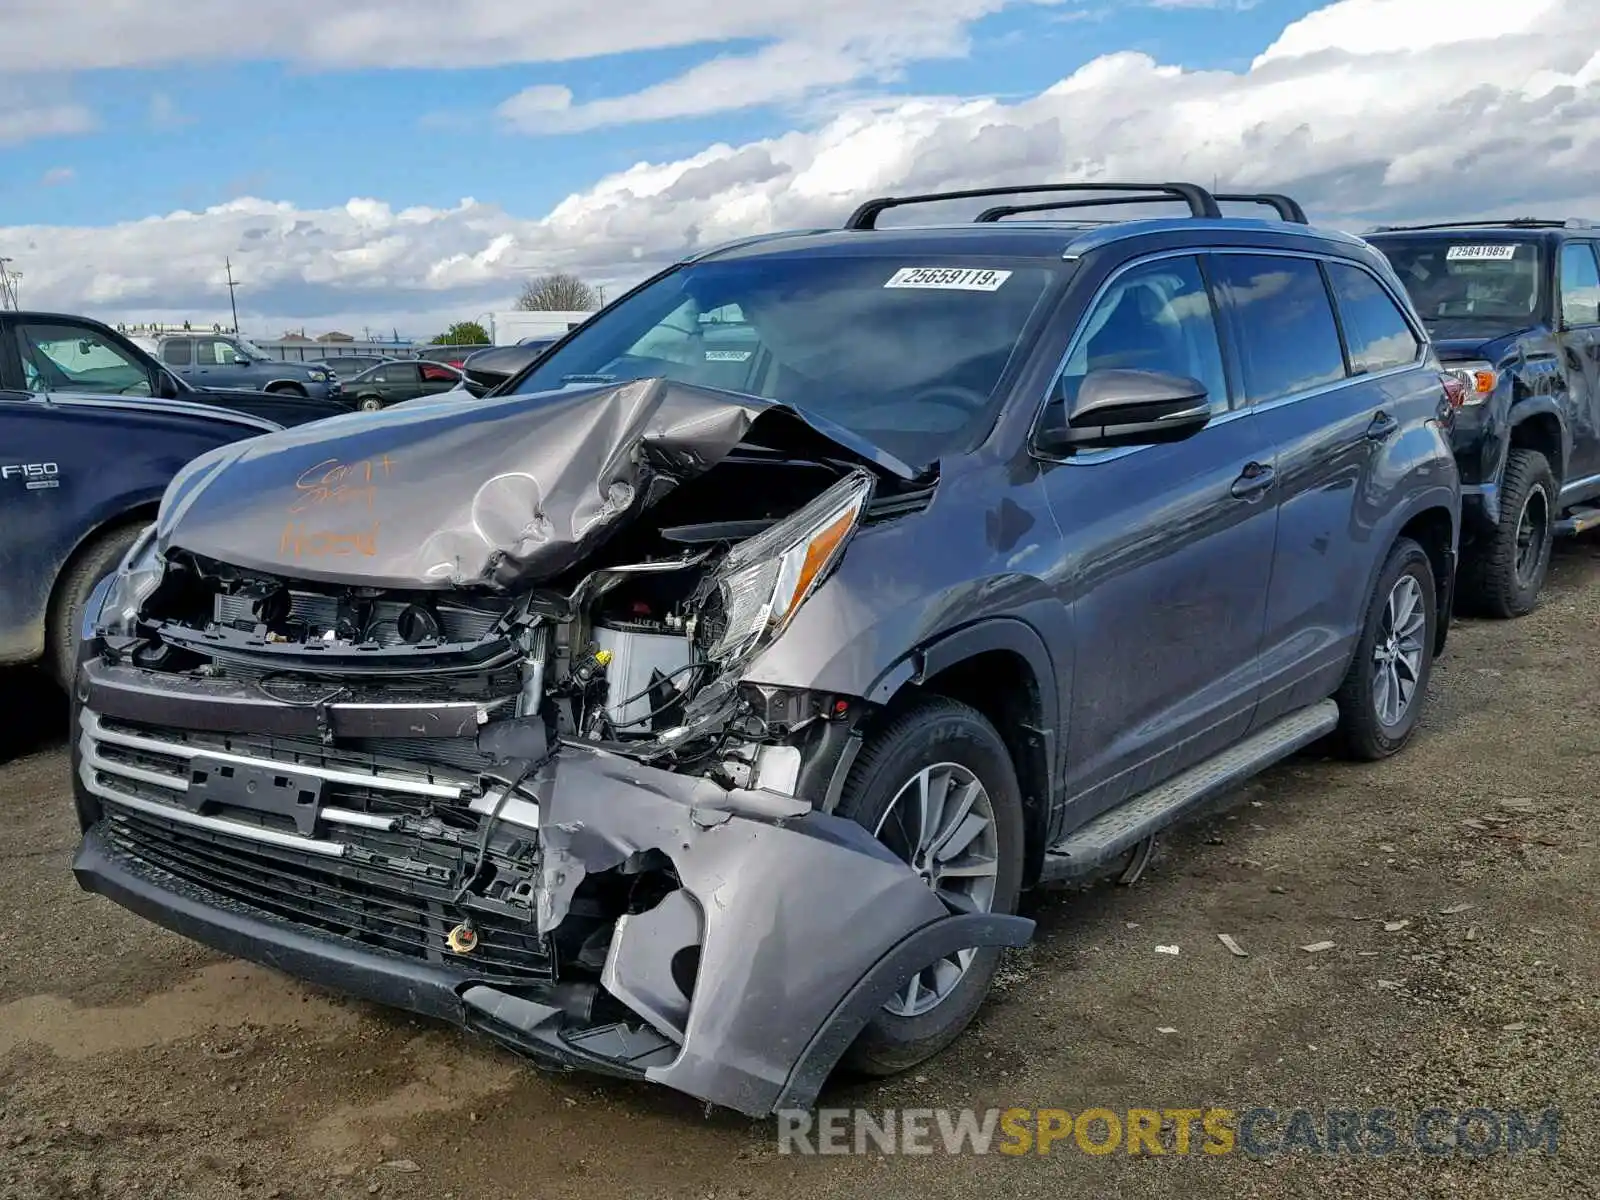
69,181,1461,1117
416,343,490,369
0,372,278,687
6,312,351,428
308,355,397,379
344,359,463,410
1368,218,1600,617
152,332,343,402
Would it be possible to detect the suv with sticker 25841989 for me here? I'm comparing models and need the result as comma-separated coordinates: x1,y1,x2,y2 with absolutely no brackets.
1367,218,1600,616
70,182,1461,1117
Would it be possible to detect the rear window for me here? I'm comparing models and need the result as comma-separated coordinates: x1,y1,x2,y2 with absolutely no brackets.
1371,237,1543,327
510,255,1062,465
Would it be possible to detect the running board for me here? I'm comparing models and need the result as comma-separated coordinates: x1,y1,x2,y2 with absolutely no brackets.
1038,700,1340,883
1555,505,1600,537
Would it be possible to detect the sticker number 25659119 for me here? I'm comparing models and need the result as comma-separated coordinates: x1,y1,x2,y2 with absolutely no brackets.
884,266,1012,291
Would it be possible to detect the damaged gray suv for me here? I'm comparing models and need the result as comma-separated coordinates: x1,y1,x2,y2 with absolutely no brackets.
69,182,1462,1117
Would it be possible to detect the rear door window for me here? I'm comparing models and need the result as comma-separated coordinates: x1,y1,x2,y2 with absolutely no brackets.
162,339,192,366
1210,255,1347,404
1327,263,1422,374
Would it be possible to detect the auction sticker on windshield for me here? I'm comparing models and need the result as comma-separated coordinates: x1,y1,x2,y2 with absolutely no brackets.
884,267,1012,291
1445,245,1519,261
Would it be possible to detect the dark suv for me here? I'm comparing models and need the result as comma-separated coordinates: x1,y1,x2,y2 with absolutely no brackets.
68,183,1461,1118
1366,219,1600,615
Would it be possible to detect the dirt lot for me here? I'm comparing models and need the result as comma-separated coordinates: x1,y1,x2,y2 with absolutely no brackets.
2,546,1597,1200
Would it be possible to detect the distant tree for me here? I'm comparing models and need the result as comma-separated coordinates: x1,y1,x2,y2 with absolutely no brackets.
433,320,491,346
517,273,598,311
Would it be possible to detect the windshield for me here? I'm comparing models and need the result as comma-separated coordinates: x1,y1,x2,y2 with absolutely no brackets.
234,337,274,360
1372,237,1544,330
508,254,1061,464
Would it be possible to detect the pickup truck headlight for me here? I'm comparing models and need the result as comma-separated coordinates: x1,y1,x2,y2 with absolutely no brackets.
97,525,164,637
704,470,873,664
309,369,331,382
1443,360,1497,406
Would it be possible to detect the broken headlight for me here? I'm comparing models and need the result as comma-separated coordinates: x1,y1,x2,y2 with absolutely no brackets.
96,525,164,637
704,469,873,664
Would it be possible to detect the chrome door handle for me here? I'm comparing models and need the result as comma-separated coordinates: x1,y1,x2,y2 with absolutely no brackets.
1230,461,1275,500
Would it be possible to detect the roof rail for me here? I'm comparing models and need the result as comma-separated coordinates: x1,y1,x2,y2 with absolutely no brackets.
1213,193,1309,223
845,182,1222,230
974,190,1309,225
1368,217,1594,233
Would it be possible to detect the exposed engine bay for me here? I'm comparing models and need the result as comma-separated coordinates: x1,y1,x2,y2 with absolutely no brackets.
72,378,1031,1116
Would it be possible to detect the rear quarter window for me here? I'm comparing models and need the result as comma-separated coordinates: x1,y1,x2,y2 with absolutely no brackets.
1327,263,1422,373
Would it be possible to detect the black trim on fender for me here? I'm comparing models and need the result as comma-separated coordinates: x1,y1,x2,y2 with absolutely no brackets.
771,912,1035,1112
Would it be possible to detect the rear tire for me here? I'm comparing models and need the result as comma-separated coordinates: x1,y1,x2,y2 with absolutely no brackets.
1459,448,1554,619
1335,537,1437,761
833,696,1025,1077
46,524,142,690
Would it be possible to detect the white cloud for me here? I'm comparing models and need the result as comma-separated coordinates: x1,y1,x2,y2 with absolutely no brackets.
4,0,1600,337
0,77,94,145
0,0,1053,71
39,167,76,186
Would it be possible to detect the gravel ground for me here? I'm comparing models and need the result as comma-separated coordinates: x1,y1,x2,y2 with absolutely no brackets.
1,543,1596,1200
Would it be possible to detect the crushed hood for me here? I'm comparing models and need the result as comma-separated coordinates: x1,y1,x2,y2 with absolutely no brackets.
155,377,921,591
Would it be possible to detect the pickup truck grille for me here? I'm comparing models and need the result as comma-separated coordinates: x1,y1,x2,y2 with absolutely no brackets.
78,709,555,986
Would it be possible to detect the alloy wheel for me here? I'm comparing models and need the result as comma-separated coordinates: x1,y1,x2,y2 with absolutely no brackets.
872,762,999,1017
1372,574,1427,727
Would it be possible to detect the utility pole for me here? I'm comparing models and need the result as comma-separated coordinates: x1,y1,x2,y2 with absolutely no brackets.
224,258,240,333
0,257,20,311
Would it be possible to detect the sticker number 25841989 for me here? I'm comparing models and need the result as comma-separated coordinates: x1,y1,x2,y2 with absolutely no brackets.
884,266,1012,291
1445,245,1518,261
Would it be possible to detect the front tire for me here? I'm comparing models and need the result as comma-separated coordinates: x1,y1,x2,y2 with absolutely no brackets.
1459,448,1555,619
266,382,307,397
46,524,142,690
1335,537,1437,761
357,395,383,412
833,696,1025,1077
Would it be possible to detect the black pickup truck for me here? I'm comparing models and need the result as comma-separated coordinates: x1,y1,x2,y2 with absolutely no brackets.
1367,219,1600,615
4,312,352,429
0,372,283,687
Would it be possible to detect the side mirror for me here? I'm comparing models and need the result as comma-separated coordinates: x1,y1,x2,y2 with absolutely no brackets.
155,371,181,399
1037,368,1212,453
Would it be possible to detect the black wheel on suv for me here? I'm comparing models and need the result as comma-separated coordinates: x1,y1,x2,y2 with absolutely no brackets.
1459,448,1556,619
834,696,1025,1077
1335,536,1437,761
266,382,307,397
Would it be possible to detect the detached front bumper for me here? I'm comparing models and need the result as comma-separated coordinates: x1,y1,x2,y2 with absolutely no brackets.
69,654,1032,1117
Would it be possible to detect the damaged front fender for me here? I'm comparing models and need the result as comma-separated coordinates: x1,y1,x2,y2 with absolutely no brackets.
525,744,1033,1115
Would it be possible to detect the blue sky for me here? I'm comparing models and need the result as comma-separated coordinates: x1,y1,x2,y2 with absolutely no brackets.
1,0,1593,336
0,2,1320,228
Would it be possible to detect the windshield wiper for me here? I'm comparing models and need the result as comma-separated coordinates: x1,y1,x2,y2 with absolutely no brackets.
561,373,618,384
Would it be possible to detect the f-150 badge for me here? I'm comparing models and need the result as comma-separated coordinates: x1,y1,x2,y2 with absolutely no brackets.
2,462,60,490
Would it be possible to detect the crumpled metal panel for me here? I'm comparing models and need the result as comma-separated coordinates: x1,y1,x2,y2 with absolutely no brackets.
153,377,918,592
533,741,957,1115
